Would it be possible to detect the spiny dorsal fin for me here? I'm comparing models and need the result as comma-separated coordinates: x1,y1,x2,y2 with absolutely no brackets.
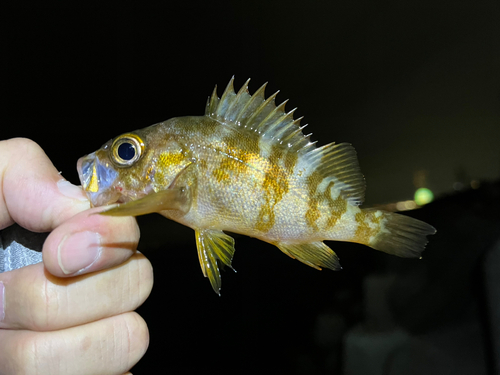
205,77,316,153
206,77,366,205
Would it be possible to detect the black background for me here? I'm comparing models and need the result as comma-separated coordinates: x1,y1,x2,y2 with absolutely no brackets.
3,1,500,374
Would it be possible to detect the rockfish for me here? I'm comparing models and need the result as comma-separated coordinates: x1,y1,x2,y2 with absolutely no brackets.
77,78,436,294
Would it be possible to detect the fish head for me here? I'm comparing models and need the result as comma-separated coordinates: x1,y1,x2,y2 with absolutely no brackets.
77,123,191,207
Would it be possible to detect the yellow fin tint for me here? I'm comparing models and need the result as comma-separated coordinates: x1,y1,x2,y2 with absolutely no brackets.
195,229,236,295
99,187,192,217
276,242,341,271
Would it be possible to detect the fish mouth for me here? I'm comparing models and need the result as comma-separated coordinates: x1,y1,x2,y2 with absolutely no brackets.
77,154,98,193
77,153,120,207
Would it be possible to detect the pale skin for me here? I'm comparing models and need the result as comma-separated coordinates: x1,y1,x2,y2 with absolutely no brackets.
0,138,153,375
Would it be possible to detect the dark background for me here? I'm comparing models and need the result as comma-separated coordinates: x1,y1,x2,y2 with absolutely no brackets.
3,1,500,374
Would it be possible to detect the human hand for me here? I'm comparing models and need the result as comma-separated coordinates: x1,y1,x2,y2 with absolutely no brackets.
0,138,153,375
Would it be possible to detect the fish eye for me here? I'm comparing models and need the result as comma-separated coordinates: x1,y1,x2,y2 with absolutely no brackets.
111,134,144,166
118,142,136,161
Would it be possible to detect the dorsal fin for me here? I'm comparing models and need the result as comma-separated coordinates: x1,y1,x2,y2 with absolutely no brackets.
205,77,366,205
205,77,316,153
303,142,366,205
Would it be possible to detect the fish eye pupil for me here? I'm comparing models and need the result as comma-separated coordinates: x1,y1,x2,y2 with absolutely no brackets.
117,142,136,161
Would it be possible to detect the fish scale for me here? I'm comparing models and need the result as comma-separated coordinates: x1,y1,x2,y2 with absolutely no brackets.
77,77,436,295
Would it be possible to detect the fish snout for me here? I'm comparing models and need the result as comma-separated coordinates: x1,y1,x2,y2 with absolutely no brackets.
77,153,119,207
77,154,99,193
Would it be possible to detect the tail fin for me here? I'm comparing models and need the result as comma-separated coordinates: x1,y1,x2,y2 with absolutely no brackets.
370,211,436,258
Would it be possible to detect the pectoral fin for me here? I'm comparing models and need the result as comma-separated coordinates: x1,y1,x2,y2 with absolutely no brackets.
195,229,236,295
276,241,342,271
99,187,192,217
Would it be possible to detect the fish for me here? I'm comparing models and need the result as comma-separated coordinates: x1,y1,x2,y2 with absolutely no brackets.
77,77,436,295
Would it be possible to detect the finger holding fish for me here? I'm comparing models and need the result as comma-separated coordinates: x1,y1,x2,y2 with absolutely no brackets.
0,252,151,331
42,207,140,277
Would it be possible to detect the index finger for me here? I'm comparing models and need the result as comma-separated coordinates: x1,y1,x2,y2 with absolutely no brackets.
0,138,91,232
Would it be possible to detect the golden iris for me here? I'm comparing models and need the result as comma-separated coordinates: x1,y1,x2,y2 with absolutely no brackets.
111,133,144,166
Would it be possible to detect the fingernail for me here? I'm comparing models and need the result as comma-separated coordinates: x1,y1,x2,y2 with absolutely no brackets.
0,281,5,322
58,231,102,275
57,179,89,202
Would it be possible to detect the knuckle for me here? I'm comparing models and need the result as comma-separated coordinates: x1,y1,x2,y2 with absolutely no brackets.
5,138,44,161
129,255,154,307
122,312,149,363
9,332,39,375
26,275,56,331
2,137,38,150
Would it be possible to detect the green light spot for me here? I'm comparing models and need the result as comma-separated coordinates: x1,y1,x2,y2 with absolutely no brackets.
414,188,434,205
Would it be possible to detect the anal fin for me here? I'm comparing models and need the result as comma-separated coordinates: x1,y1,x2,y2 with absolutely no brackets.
195,229,236,295
276,242,341,271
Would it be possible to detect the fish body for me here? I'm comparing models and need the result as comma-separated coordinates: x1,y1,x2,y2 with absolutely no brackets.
77,78,436,294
